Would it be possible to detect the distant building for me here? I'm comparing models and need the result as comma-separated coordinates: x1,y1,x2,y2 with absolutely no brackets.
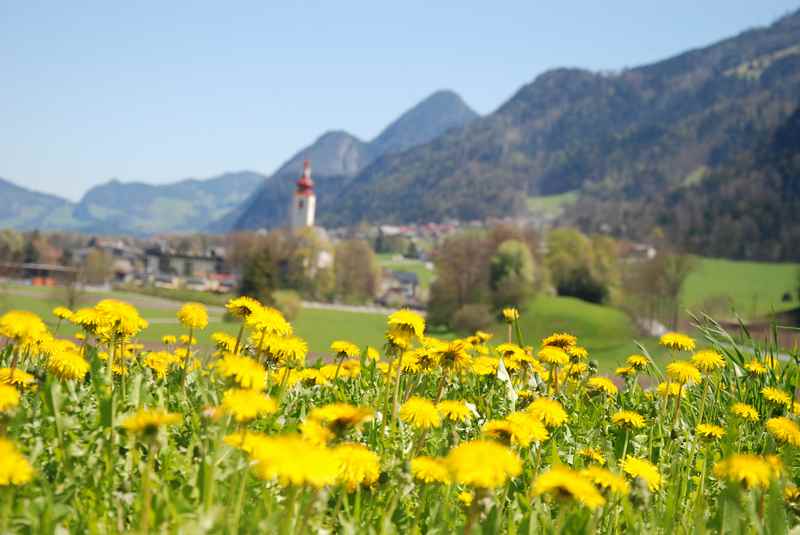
289,160,316,229
144,247,223,279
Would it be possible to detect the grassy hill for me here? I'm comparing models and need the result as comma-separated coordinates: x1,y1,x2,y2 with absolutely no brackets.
682,257,799,318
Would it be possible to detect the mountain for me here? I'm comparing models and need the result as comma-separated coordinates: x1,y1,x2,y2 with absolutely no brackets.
229,90,478,230
322,10,800,241
74,171,264,235
0,178,78,231
0,171,264,235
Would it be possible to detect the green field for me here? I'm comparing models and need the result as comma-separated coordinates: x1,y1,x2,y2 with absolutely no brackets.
681,257,799,319
377,253,435,290
526,190,578,216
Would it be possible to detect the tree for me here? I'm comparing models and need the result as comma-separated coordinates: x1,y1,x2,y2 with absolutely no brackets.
239,247,277,305
545,228,617,304
333,240,380,304
82,249,112,286
490,239,535,310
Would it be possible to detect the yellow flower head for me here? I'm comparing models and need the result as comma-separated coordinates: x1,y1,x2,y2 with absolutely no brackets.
713,454,778,489
330,340,360,358
0,385,20,412
435,341,472,372
496,343,525,360
437,400,473,423
612,410,646,430
580,466,630,496
365,347,381,361
502,308,519,323
541,332,577,350
475,330,493,343
762,387,792,408
483,412,549,448
659,332,696,352
0,310,48,343
400,397,441,429
731,402,759,422
472,356,500,376
334,443,380,492
215,353,267,390
766,417,800,447
221,388,278,422
528,398,568,428
177,302,208,330
52,306,73,321
410,456,450,484
299,419,334,446
47,350,90,381
620,457,661,491
246,306,292,337
533,466,606,509
744,359,768,375
386,309,425,344
586,377,618,396
691,350,725,373
121,408,181,435
224,431,270,454
578,447,606,466
161,335,177,345
310,403,374,432
626,354,649,370
93,299,148,340
696,423,726,440
446,440,521,489
225,296,262,319
656,381,685,398
665,360,701,384
0,439,34,486
616,366,636,378
143,351,179,380
250,435,339,488
537,346,570,367
0,368,36,389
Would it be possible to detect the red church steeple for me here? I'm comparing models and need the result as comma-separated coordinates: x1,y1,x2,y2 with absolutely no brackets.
295,160,314,196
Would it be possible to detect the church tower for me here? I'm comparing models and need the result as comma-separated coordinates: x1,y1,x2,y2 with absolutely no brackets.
289,160,316,229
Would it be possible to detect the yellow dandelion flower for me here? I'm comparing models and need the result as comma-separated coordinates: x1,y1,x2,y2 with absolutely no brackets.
215,353,267,390
300,419,334,446
612,410,646,430
785,484,800,505
475,330,493,343
587,377,618,396
616,366,636,378
250,435,339,488
691,350,725,373
436,341,472,372
246,306,292,337
656,381,684,398
659,332,695,352
330,340,360,358
528,398,568,428
52,306,73,321
766,417,800,447
533,466,605,509
225,296,262,319
177,302,208,330
541,332,577,349
0,439,34,486
365,347,381,361
580,466,630,496
221,388,278,422
310,403,374,432
0,310,48,343
762,387,792,408
502,308,519,323
458,491,474,506
744,359,767,376
410,456,450,484
483,412,549,448
143,351,178,380
696,423,726,440
224,431,271,454
0,368,36,389
620,457,661,491
437,400,473,423
472,356,499,376
47,350,90,381
446,440,521,489
578,447,606,466
665,360,701,384
121,408,181,435
713,454,776,489
400,397,441,429
386,309,425,343
626,354,649,370
567,345,589,360
334,443,380,492
161,335,177,345
538,346,569,366
731,402,759,422
0,385,20,412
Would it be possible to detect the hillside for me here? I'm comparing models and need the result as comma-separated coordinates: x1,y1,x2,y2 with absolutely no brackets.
322,9,800,250
230,89,478,230
0,178,78,230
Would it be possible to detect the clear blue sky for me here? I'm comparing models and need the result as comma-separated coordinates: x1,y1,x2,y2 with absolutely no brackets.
1,1,796,200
